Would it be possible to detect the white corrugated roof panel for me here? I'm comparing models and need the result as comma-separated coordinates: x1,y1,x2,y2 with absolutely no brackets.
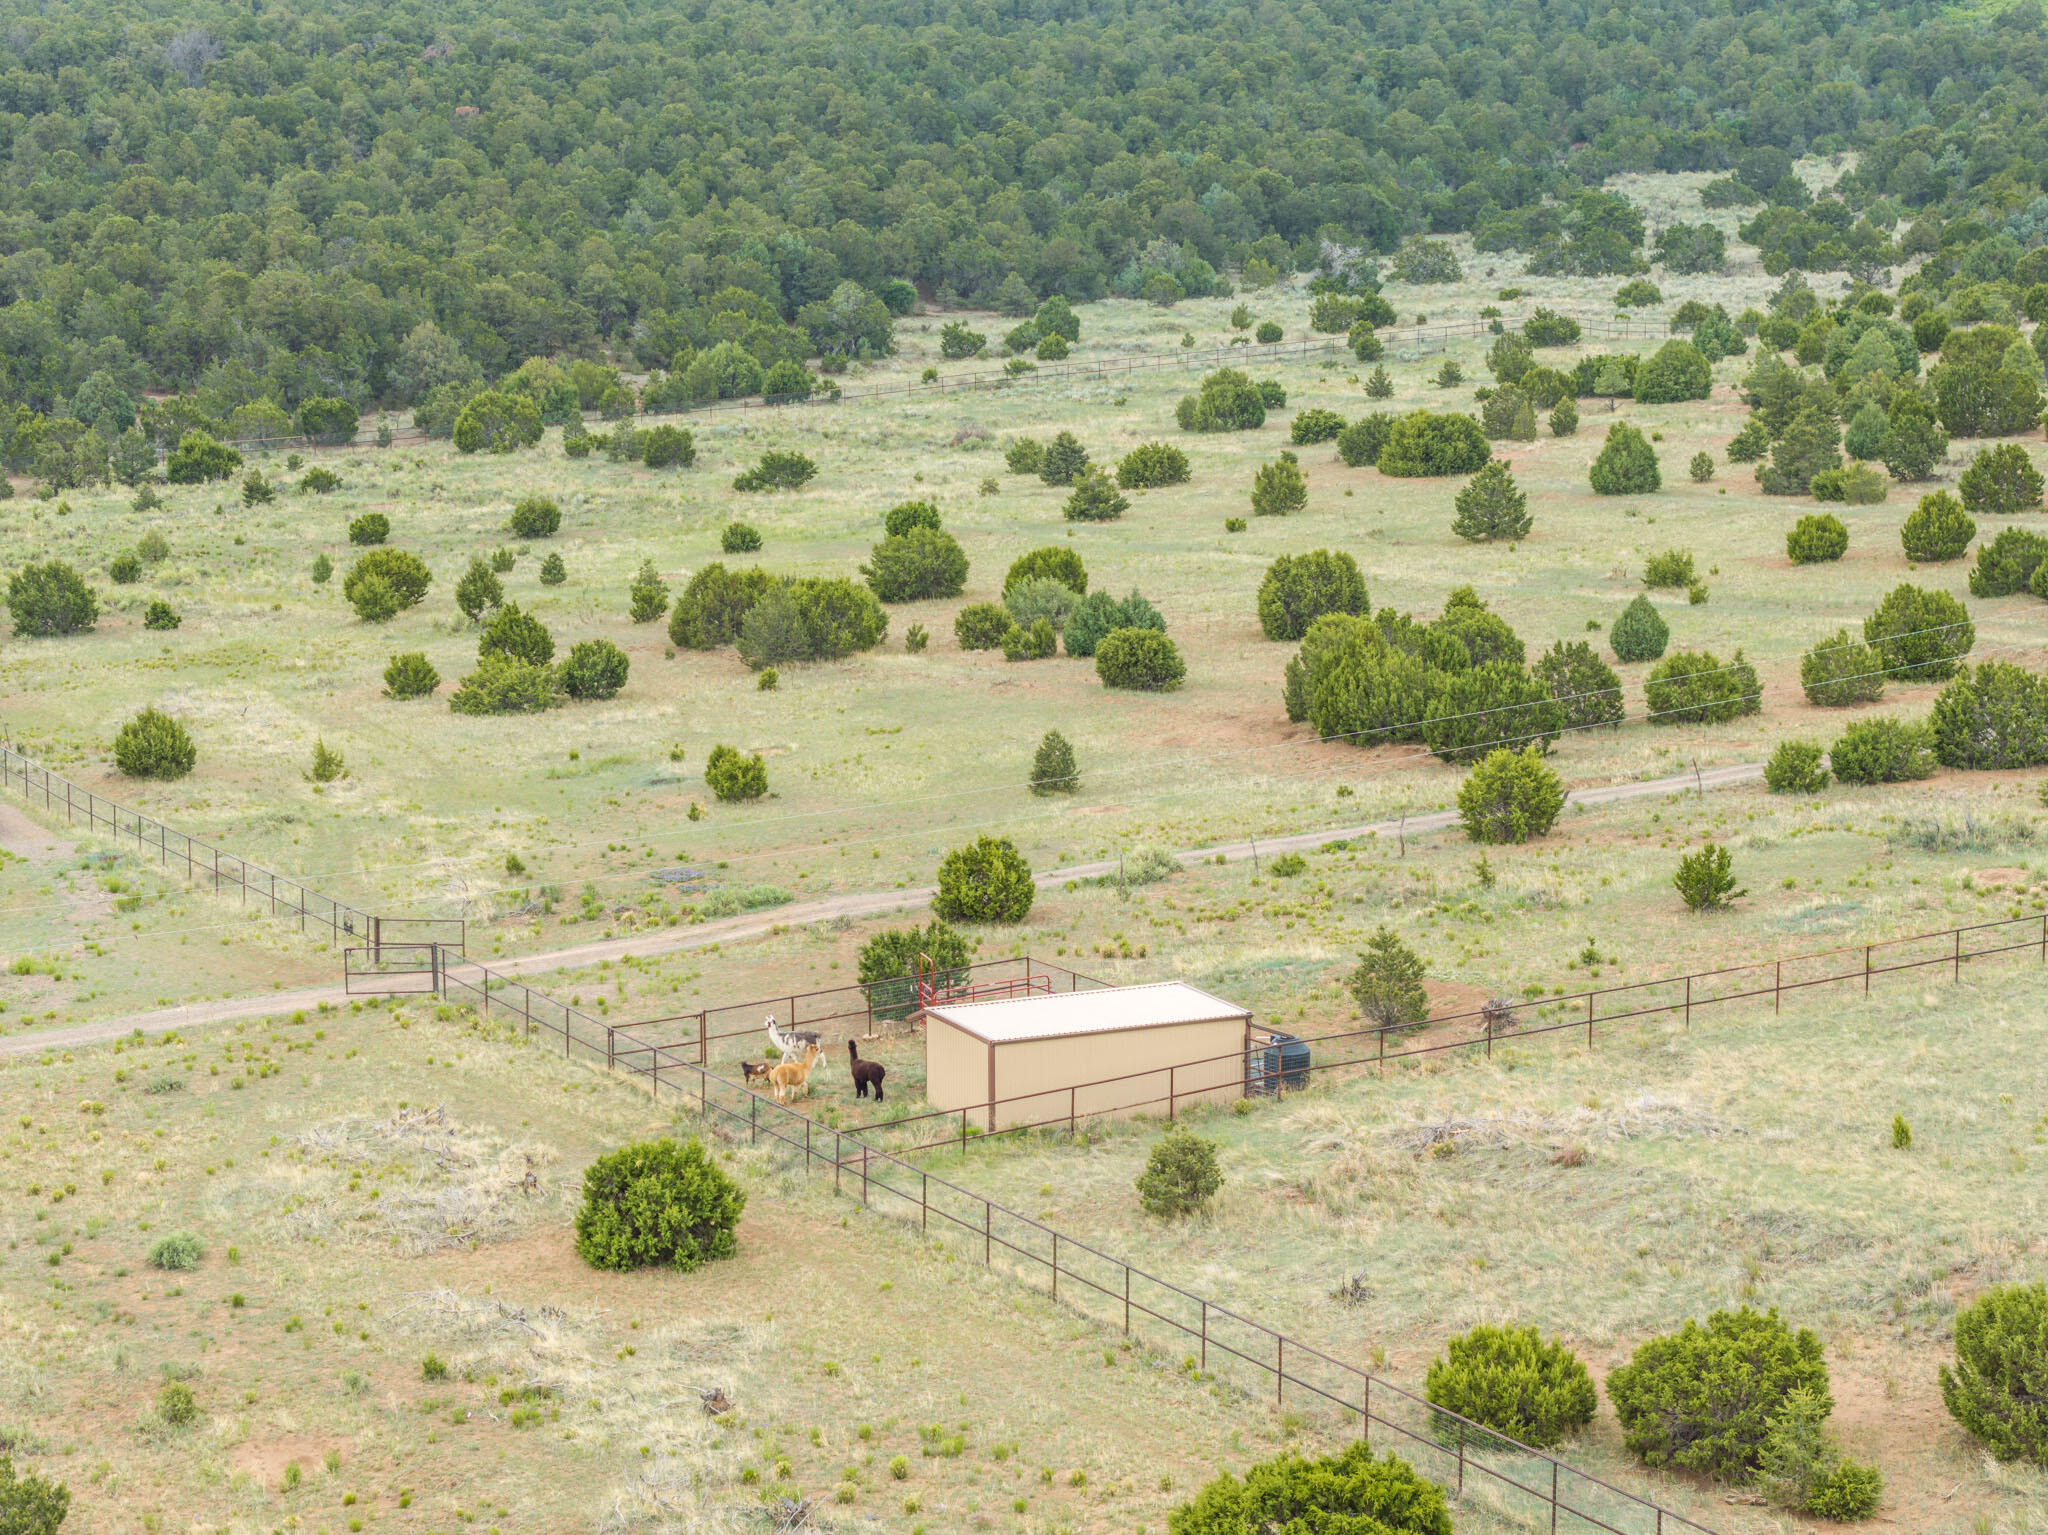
925,982,1250,1044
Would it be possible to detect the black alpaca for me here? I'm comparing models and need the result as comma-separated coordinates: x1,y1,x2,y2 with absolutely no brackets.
848,1039,886,1101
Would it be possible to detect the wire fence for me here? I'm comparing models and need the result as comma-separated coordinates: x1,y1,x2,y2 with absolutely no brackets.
418,943,1716,1535
0,739,463,952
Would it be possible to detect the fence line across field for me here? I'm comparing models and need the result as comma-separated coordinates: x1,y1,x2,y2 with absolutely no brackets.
0,739,463,954
421,944,1714,1535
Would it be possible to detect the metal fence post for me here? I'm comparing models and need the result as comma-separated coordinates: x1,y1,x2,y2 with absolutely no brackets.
1683,974,1691,1029
1168,1064,1176,1120
1954,927,1962,981
1123,1266,1130,1335
1051,1231,1058,1300
1586,991,1594,1047
1775,959,1782,1013
984,1200,991,1266
1276,1335,1284,1407
1199,1300,1207,1373
1456,1420,1465,1494
1865,945,1872,993
920,1172,928,1237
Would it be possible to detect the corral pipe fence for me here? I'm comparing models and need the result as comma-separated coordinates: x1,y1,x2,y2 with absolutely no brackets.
624,956,1104,1064
824,908,2048,1154
0,739,463,954
424,945,1715,1535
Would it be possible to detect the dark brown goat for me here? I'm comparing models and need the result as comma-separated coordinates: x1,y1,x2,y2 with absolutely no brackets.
848,1039,886,1101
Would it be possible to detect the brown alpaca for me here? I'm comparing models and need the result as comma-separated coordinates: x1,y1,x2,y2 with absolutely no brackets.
768,1042,822,1103
848,1040,886,1101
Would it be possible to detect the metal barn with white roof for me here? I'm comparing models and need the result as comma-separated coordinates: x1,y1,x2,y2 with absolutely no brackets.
922,981,1253,1133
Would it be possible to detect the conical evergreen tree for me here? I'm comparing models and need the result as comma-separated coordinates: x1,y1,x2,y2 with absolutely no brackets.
1029,729,1079,795
1451,460,1532,542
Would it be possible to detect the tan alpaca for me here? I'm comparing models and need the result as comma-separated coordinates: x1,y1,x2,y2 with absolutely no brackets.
768,1043,823,1103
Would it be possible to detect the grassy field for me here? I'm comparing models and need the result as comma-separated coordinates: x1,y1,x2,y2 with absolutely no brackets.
4,167,2048,1532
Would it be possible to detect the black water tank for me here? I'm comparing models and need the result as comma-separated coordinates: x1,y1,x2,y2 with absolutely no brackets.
1247,1030,1309,1096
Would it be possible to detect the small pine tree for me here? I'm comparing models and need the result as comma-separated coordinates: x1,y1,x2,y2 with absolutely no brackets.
1365,365,1394,399
627,559,670,622
1435,359,1464,388
306,738,347,783
1250,455,1308,517
1674,843,1745,911
1451,460,1531,542
1134,1128,1223,1218
1549,397,1579,437
1609,595,1669,662
1039,430,1090,486
311,553,333,585
1589,423,1661,494
1028,730,1078,795
1347,925,1430,1028
538,552,568,586
1689,451,1714,482
1063,468,1129,522
1891,1114,1911,1150
454,557,504,622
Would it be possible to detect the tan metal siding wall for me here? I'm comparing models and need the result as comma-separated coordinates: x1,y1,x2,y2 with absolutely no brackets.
989,1016,1247,1131
923,1017,989,1126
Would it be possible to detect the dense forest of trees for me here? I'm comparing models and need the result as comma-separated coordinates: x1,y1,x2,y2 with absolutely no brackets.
0,0,2046,440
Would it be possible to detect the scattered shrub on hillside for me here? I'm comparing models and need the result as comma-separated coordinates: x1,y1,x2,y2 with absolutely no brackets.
143,599,180,630
1958,442,2045,516
1250,455,1308,516
1673,843,1746,911
1970,527,2048,597
1764,739,1829,793
1534,640,1624,731
1787,514,1849,564
383,652,440,700
453,391,544,454
721,522,762,554
1829,717,1936,784
1451,460,1530,542
1004,576,1082,634
667,564,774,648
1065,466,1130,521
1029,730,1079,795
1290,409,1346,445
1929,661,2048,769
1065,590,1165,657
479,602,555,666
1456,748,1567,846
1135,1129,1222,1218
560,639,630,701
1257,550,1368,641
1004,546,1087,595
640,424,695,468
1900,491,1976,563
1806,464,1886,505
113,708,196,780
1758,406,1842,495
1002,616,1057,660
575,1137,745,1273
1480,384,1537,441
148,1231,204,1270
1165,1444,1451,1535
858,919,970,1019
732,450,817,492
1800,629,1885,706
1116,442,1190,489
1609,595,1669,663
1644,649,1759,724
1864,583,1974,681
1096,628,1186,691
704,744,768,801
932,835,1034,923
347,511,390,546
7,561,98,636
1756,1389,1884,1519
165,431,241,483
1348,925,1430,1029
1038,430,1090,485
1335,412,1396,466
1589,423,1660,494
1364,365,1394,398
1376,411,1489,476
107,550,142,585
508,496,561,538
538,553,567,585
882,500,942,537
1642,549,1696,589
447,654,563,715
1940,1282,2048,1464
1549,397,1579,436
1689,451,1714,483
1004,437,1043,474
1422,663,1561,762
862,527,970,601
955,602,1013,650
1425,1324,1597,1448
1632,339,1712,403
454,557,504,622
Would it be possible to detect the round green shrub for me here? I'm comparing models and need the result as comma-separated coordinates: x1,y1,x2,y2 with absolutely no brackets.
1004,576,1081,634
147,1231,204,1270
1607,1308,1831,1477
1424,1324,1597,1449
157,1380,198,1426
382,652,440,700
857,919,970,1020
574,1137,745,1273
114,708,196,780
1289,408,1346,445
1609,595,1669,663
538,552,568,586
862,527,970,602
1095,628,1186,691
880,500,941,538
1588,422,1661,494
1451,460,1530,542
1115,442,1190,489
447,654,562,716
343,549,432,620
1063,466,1130,521
1257,550,1368,641
143,599,181,631
1135,1128,1222,1218
1064,590,1164,657
1828,717,1936,784
1166,1444,1450,1535
1631,339,1712,404
1029,729,1079,795
1971,527,2048,597
1348,925,1429,1028
1456,748,1567,845
508,496,561,538
1004,546,1086,596
1376,411,1489,477
954,602,1012,651
6,561,98,637
1786,514,1848,564
1038,431,1089,485
1757,1388,1884,1518
1335,412,1395,466
1549,397,1579,437
1958,442,2044,516
479,603,555,666
108,551,142,584
1764,739,1829,793
721,522,763,554
560,639,630,700
704,744,768,802
1644,649,1759,724
165,431,241,483
1864,583,1973,681
347,512,390,546
1900,491,1976,562
1800,629,1884,706
932,834,1034,923
640,423,695,468
1940,1282,2048,1463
